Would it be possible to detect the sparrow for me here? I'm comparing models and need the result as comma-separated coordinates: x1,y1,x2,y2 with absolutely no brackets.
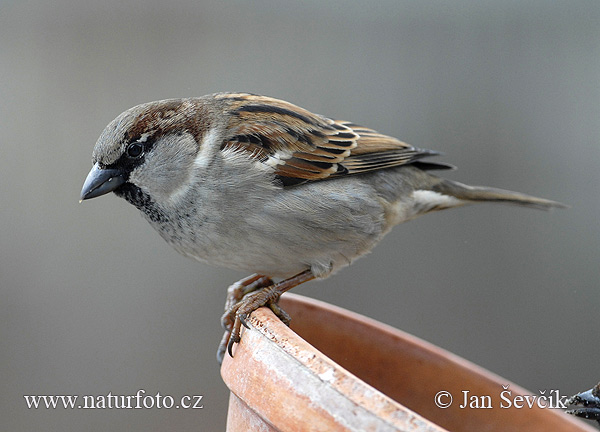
80,92,565,363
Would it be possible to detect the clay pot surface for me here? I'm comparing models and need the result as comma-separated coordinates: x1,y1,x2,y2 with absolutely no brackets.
221,293,593,432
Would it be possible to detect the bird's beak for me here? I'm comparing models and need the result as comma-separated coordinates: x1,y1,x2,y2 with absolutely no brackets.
80,163,126,201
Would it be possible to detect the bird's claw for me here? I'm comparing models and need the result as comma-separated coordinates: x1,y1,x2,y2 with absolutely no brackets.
269,302,291,326
217,274,275,364
216,270,315,365
565,382,600,424
227,332,240,358
222,287,284,357
239,313,250,329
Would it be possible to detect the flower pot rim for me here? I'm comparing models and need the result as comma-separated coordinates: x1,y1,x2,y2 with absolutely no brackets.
221,293,595,432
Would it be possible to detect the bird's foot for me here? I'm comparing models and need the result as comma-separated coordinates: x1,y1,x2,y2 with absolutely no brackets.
216,270,314,364
217,274,273,364
220,274,274,331
566,382,600,425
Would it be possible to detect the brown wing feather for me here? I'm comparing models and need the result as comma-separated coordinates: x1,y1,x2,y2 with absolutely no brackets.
217,93,441,185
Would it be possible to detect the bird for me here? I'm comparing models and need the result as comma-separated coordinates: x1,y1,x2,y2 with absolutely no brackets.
80,92,565,363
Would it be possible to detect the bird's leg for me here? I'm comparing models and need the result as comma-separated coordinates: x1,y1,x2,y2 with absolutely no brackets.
220,274,274,332
218,269,315,362
566,382,600,425
217,274,273,364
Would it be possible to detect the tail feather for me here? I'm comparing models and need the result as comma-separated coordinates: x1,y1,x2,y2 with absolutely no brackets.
433,179,567,210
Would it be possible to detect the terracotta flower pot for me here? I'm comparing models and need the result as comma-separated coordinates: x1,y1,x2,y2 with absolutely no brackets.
221,293,593,432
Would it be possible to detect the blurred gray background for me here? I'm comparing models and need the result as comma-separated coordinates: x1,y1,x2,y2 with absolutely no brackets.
1,0,599,430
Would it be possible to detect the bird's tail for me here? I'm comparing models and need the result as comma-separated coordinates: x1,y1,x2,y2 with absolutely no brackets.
432,179,567,210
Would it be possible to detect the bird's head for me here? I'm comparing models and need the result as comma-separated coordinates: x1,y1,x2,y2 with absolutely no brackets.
80,99,213,207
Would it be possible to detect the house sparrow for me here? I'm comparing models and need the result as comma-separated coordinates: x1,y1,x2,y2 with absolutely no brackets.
80,92,565,363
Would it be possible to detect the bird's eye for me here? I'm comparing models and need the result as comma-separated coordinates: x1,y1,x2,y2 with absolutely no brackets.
126,142,144,158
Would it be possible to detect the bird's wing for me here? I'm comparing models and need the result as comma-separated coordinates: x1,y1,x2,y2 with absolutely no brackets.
218,93,448,186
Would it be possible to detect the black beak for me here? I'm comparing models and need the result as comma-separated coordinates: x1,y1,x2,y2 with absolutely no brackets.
80,163,126,201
